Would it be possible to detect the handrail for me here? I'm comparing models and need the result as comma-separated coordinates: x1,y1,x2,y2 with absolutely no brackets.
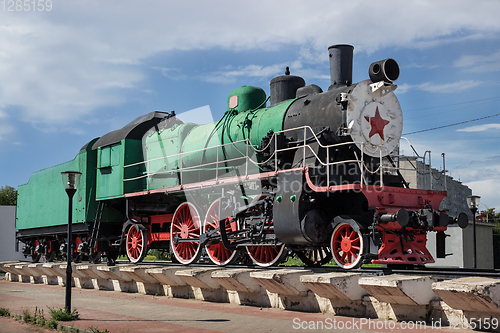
123,125,446,191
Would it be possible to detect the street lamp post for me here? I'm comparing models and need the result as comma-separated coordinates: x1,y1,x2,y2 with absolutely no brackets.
61,171,82,313
466,194,481,269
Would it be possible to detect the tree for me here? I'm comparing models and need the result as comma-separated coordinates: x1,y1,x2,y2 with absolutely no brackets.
484,208,499,224
0,185,17,205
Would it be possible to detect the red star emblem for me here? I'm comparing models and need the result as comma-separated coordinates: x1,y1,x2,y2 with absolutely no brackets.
364,107,390,140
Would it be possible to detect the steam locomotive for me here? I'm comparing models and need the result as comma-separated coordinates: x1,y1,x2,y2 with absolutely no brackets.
16,44,468,269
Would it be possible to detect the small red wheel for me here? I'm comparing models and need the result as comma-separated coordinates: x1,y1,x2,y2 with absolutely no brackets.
296,246,333,267
203,199,238,266
245,195,285,267
331,221,364,269
126,226,148,263
45,239,57,262
170,202,202,265
31,240,41,263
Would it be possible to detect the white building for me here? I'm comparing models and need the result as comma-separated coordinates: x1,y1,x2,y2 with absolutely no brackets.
0,206,26,262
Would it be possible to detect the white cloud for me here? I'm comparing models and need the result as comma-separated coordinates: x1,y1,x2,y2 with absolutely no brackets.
0,16,144,128
465,179,500,210
454,49,500,72
0,0,499,130
457,123,500,132
398,80,483,94
201,63,288,84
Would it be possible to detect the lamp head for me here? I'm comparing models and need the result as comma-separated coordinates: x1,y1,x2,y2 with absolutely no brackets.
467,195,481,210
61,171,82,191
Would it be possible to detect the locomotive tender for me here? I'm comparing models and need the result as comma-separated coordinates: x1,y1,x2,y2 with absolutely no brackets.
16,44,468,269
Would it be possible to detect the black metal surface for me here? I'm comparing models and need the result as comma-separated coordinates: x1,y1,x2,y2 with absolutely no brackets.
16,223,90,239
92,111,171,149
273,171,307,244
270,71,305,107
328,44,353,87
368,58,400,83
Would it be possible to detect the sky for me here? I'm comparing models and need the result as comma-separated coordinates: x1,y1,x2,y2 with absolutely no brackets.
0,0,499,212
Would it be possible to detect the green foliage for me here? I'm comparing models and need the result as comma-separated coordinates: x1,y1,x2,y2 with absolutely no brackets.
484,208,500,225
281,255,305,266
48,306,80,321
21,306,57,328
0,307,10,317
89,326,110,333
0,185,17,205
149,249,170,261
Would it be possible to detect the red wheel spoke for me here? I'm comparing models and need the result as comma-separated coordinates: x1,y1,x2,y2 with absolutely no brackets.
331,222,364,269
171,203,201,264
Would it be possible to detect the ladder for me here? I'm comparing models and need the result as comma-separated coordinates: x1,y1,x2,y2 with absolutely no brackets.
89,201,105,254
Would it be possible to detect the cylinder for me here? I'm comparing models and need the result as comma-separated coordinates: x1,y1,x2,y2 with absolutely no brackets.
270,74,305,107
328,44,354,86
369,58,400,83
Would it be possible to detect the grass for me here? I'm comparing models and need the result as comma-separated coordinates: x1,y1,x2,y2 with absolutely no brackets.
0,306,91,333
47,306,80,321
0,307,10,317
21,307,58,330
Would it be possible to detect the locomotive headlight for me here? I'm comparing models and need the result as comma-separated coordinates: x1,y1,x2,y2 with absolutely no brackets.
346,80,403,158
369,58,400,83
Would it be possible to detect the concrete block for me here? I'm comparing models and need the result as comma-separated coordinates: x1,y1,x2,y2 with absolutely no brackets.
119,265,163,295
363,295,432,323
249,269,319,312
210,268,268,307
96,265,134,292
175,267,227,302
15,263,39,283
300,272,366,301
175,267,224,290
59,263,93,289
146,267,192,298
4,263,28,282
249,269,312,297
146,267,188,286
28,263,58,285
432,277,500,313
42,263,70,286
76,264,113,290
0,261,21,274
359,274,438,305
211,268,262,293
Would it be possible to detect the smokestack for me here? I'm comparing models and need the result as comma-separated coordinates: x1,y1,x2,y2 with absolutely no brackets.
328,44,354,87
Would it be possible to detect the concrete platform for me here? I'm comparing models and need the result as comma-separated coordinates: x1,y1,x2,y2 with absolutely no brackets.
1,279,473,333
1,260,498,329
